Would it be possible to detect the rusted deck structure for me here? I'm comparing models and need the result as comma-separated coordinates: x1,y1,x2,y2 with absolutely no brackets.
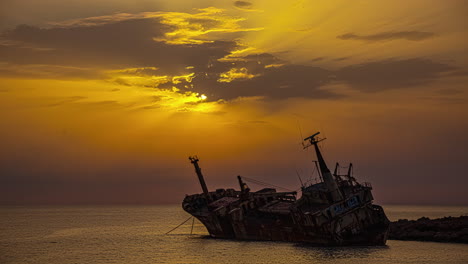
182,132,389,246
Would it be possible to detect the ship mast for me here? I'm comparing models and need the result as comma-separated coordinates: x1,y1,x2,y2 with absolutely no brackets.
189,156,210,198
303,132,343,202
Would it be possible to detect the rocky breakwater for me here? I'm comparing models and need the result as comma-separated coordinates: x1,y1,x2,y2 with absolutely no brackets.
389,215,468,243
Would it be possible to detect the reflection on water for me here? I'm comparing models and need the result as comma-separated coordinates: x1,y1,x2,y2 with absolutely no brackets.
294,243,389,260
0,205,467,264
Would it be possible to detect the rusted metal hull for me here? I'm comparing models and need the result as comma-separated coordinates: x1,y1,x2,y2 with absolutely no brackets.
183,194,389,246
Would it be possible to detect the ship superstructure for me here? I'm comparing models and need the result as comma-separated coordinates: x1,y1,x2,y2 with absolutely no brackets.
182,132,389,245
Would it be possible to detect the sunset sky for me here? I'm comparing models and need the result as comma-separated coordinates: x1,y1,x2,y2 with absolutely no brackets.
1,0,467,205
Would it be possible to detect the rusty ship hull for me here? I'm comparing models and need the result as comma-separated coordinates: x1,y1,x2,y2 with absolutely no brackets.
182,132,390,246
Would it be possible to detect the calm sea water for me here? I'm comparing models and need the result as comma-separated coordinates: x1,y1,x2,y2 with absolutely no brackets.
1,205,467,264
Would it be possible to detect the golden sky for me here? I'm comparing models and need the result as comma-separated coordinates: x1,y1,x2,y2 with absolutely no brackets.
1,0,467,205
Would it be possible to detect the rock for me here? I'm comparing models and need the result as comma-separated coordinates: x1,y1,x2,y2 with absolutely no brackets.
389,215,468,244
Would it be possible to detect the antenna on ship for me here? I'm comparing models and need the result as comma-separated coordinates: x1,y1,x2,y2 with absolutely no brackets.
303,132,343,202
296,120,305,148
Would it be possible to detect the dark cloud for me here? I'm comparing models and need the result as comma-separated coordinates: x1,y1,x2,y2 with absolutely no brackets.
334,57,350,61
309,57,324,62
336,58,457,92
176,57,459,99
337,31,435,42
0,19,236,75
189,64,337,100
234,1,253,9
242,53,282,65
45,96,87,107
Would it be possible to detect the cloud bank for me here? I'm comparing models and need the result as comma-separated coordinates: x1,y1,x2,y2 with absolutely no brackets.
0,10,459,102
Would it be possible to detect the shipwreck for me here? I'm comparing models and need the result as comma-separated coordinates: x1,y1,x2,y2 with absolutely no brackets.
182,132,390,246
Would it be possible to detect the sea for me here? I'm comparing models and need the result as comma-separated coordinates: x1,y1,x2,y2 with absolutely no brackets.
1,205,467,264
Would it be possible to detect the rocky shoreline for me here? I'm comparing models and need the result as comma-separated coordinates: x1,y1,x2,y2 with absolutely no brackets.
389,215,468,244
